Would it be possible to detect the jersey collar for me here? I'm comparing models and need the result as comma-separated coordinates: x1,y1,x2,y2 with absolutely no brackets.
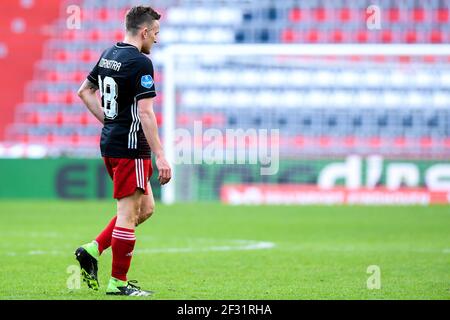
115,42,140,51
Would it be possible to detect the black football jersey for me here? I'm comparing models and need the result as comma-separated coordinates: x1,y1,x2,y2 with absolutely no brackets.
87,42,157,159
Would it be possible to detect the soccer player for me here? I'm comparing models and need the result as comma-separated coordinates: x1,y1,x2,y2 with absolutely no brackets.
75,6,171,296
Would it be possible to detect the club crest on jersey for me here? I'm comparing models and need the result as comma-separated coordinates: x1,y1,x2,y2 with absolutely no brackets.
141,75,154,89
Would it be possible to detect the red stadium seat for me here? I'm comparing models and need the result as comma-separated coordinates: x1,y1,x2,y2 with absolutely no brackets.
201,114,225,127
381,30,393,43
79,114,89,126
318,136,331,148
202,114,214,127
80,50,96,63
176,114,191,126
73,71,85,83
64,91,77,105
155,113,162,126
281,29,295,43
350,55,363,62
356,30,368,43
331,29,344,43
405,30,418,43
25,112,39,125
98,8,109,21
114,30,124,41
437,9,449,23
398,55,411,63
89,30,101,41
371,54,387,63
339,8,351,22
47,71,59,82
368,137,381,148
55,112,64,126
70,133,80,145
306,29,319,43
388,8,401,22
62,30,76,41
444,138,450,148
314,8,327,22
420,137,433,148
289,8,302,22
293,136,304,147
343,136,356,147
394,137,407,148
36,92,49,104
430,30,443,43
412,8,426,22
55,50,68,62
423,55,436,63
74,115,89,126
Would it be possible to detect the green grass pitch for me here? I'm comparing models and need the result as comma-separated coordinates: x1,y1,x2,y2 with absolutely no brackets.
0,201,448,300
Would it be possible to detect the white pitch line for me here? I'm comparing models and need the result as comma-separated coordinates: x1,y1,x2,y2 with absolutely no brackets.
3,240,276,256
28,250,62,255
3,232,63,238
136,240,275,254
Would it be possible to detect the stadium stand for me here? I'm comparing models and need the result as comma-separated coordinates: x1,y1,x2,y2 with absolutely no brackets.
0,0,449,158
0,0,61,141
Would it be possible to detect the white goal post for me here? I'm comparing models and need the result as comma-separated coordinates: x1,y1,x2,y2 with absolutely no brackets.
161,44,450,204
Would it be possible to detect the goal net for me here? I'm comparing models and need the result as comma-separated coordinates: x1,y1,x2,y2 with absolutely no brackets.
160,44,450,205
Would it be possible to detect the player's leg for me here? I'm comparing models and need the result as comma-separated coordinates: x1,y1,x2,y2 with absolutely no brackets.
77,215,117,265
137,158,155,226
74,157,116,290
93,215,117,254
106,158,153,296
107,190,152,296
136,181,155,226
109,189,141,286
81,160,152,259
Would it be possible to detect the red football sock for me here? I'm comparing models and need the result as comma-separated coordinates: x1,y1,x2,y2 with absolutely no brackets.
111,226,136,282
95,216,117,254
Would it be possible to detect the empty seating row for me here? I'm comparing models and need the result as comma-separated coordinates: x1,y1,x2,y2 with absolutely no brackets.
180,89,450,109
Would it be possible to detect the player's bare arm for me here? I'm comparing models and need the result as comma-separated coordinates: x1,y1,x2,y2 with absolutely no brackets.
77,79,104,124
138,97,171,185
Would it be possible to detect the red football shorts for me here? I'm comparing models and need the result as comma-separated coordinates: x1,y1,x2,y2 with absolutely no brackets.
103,157,153,199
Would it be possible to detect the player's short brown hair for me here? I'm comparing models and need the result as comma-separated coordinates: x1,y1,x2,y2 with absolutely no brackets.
125,5,161,35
